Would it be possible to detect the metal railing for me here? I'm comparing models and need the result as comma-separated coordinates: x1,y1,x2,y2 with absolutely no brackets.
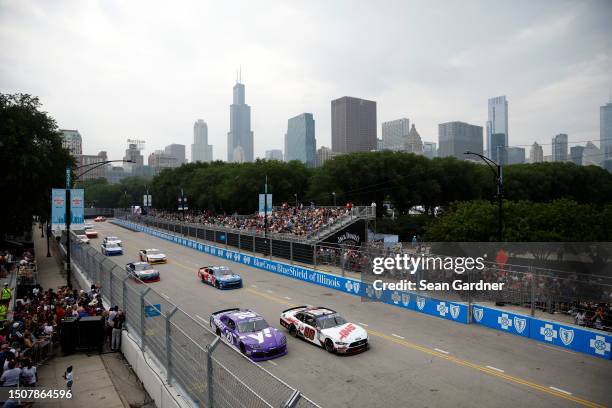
68,233,321,408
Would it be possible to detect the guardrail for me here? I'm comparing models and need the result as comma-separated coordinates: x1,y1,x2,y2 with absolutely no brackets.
68,233,322,408
115,218,612,361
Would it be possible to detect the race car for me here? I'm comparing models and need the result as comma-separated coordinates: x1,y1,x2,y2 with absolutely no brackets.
125,262,160,282
101,242,123,256
103,236,122,246
76,235,90,244
85,229,99,238
138,249,167,264
94,216,106,222
198,265,242,289
83,223,94,230
210,308,287,361
280,306,368,354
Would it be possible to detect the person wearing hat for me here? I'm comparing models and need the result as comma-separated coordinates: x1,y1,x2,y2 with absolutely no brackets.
0,283,11,306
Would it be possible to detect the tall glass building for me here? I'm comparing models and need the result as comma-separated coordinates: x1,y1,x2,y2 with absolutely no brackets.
285,113,316,167
227,80,254,163
601,102,612,161
486,96,508,162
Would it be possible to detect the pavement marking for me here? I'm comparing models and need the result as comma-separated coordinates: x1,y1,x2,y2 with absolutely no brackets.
391,334,405,340
251,285,257,288
107,224,606,408
284,296,292,300
266,289,274,293
195,315,208,323
161,293,170,299
486,365,505,373
366,329,604,408
549,386,573,395
434,348,449,355
267,360,278,367
358,322,369,327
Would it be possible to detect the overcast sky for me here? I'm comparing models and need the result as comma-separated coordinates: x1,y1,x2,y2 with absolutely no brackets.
1,0,611,161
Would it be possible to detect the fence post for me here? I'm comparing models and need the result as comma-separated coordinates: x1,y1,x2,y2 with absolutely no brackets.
313,244,317,270
166,306,178,383
225,232,228,249
252,235,255,253
206,337,220,408
290,242,293,265
530,267,535,317
282,390,302,408
122,276,129,314
140,287,151,349
467,268,472,324
269,238,273,260
238,233,241,254
109,272,114,306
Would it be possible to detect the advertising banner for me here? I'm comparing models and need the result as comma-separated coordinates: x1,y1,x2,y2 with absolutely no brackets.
50,188,85,232
258,194,272,216
70,189,85,230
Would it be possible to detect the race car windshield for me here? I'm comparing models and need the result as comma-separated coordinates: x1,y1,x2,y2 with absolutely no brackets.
107,237,118,241
316,314,348,329
237,318,269,333
214,268,232,276
134,264,149,271
147,250,161,255
106,243,119,248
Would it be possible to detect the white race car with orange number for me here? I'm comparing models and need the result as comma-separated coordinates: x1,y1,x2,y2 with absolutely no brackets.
280,306,368,354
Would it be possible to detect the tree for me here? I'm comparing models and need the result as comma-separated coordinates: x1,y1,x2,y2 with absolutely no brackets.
0,93,73,240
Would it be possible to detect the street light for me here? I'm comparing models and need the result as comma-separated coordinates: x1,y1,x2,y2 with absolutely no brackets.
294,193,298,208
332,192,336,207
464,151,503,242
64,159,132,287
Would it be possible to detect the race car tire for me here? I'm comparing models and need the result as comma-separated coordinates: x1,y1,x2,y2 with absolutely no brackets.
289,325,297,337
239,342,246,355
325,338,335,353
215,281,220,289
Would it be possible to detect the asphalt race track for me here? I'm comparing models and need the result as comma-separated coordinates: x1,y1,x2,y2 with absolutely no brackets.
89,221,612,408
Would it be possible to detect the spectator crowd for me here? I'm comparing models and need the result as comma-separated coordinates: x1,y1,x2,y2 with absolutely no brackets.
148,204,350,237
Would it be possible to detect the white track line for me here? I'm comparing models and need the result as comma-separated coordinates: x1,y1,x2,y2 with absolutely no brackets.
537,344,579,355
549,386,572,395
486,365,505,373
195,315,208,323
267,360,278,366
251,285,257,288
358,322,369,327
391,333,405,339
434,348,449,354
160,293,170,299
284,297,292,300
266,289,273,293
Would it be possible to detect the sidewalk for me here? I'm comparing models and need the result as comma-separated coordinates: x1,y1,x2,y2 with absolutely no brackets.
31,227,153,408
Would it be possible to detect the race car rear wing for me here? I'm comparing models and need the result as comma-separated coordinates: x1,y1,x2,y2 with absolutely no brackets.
281,306,309,314
211,308,242,316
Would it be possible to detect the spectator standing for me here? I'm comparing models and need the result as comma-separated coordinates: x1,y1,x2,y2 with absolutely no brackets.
20,359,36,387
0,361,20,386
111,311,124,351
1,284,12,306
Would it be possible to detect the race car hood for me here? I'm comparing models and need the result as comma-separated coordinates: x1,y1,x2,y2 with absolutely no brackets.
105,246,122,252
146,253,166,260
320,323,367,343
217,274,241,282
136,269,159,277
240,328,285,349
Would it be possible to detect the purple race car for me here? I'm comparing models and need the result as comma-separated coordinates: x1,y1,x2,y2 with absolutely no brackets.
209,308,287,361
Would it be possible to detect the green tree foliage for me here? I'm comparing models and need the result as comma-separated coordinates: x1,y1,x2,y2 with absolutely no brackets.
424,199,612,241
0,93,73,239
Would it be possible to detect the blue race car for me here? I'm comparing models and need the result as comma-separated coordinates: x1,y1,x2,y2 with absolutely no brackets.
210,308,287,361
198,265,242,289
101,242,123,256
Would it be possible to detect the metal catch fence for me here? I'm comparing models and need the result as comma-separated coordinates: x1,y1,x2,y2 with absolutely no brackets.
68,234,322,408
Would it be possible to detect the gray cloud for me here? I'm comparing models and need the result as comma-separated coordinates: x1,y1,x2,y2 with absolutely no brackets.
1,0,610,160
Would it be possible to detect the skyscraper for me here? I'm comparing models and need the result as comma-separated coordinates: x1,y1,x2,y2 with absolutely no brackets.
192,119,213,163
227,77,254,163
583,141,601,167
486,96,508,162
423,142,437,159
601,101,612,161
164,144,186,165
331,96,376,153
504,147,525,165
552,133,568,162
60,129,82,156
265,149,283,161
285,113,316,167
382,118,409,151
404,124,423,154
438,121,483,159
570,145,585,166
529,142,543,163
316,146,340,167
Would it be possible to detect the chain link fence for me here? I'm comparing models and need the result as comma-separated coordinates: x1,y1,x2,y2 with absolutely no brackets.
68,233,322,408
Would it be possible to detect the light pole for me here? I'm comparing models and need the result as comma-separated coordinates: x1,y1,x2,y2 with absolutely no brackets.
464,151,503,242
65,159,132,286
332,192,336,207
178,189,187,221
294,193,298,209
264,176,268,238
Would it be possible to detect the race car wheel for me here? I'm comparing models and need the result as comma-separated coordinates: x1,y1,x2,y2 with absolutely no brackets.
215,281,220,289
325,339,335,353
239,343,246,355
289,325,298,337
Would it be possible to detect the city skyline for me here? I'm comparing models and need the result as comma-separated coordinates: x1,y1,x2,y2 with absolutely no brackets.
1,1,611,162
